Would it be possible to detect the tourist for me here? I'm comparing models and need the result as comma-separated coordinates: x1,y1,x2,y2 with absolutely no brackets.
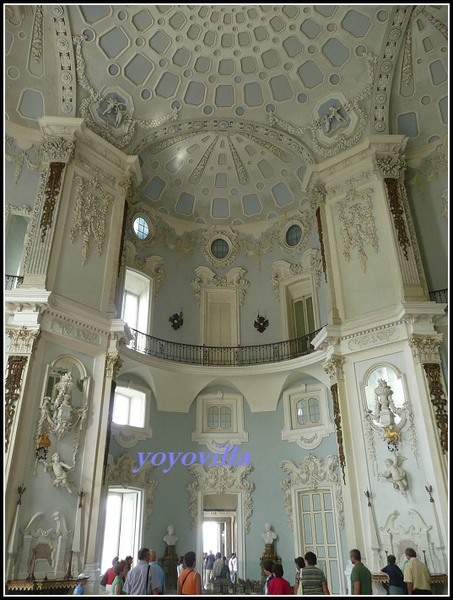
112,560,128,595
403,548,432,595
293,556,305,594
212,552,223,580
73,573,90,595
267,563,292,595
177,551,202,595
177,556,185,577
123,547,159,595
300,551,330,595
381,554,404,595
149,550,166,594
229,553,237,583
349,549,372,595
263,560,274,595
205,550,215,588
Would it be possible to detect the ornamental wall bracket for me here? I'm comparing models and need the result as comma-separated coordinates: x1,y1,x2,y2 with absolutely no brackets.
280,455,344,532
191,266,249,307
106,453,158,530
187,463,254,534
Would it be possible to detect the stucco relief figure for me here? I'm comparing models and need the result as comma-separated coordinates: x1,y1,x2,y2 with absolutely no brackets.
102,97,127,127
322,106,346,133
262,523,277,545
44,452,74,493
378,456,408,497
163,524,178,546
52,372,75,411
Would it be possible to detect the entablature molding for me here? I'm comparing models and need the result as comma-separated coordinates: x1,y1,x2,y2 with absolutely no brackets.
303,135,409,195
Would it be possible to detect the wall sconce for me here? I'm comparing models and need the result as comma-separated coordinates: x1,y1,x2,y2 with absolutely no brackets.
364,490,372,507
254,312,269,333
425,484,434,502
169,310,183,330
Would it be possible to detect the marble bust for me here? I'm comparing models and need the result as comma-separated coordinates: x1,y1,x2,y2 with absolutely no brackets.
261,522,277,545
163,524,178,546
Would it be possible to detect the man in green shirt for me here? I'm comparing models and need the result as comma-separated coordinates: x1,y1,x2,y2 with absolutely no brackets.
350,549,373,595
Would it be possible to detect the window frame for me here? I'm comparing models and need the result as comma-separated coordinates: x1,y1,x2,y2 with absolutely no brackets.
101,486,143,573
122,268,152,334
282,383,335,449
111,381,153,448
192,391,248,452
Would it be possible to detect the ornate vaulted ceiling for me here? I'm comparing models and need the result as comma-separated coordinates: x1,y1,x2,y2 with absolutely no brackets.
5,5,448,228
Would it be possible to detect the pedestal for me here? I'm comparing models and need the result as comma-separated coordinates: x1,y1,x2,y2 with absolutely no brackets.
162,544,178,591
260,544,281,585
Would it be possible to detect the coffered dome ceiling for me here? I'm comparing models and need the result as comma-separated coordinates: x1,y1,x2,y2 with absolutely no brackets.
5,5,448,227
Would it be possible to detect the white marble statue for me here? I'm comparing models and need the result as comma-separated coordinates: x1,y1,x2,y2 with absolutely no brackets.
261,522,277,545
44,452,74,494
163,524,178,546
378,456,408,497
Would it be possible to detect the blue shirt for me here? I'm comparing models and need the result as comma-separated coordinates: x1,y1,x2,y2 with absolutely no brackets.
153,562,166,593
382,563,404,588
73,584,84,595
123,560,160,595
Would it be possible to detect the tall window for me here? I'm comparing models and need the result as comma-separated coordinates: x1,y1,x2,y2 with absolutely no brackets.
122,269,151,333
207,405,232,431
299,490,340,594
101,487,142,573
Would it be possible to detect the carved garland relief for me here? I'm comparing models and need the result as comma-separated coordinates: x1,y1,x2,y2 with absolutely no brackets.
422,364,448,454
5,356,28,453
335,188,379,273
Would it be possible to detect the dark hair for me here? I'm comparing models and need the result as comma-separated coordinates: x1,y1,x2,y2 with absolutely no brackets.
388,555,396,564
272,563,284,578
295,556,305,569
216,552,222,559
231,553,236,558
178,556,185,565
125,556,133,562
349,549,361,562
263,560,274,572
112,556,119,566
138,548,150,561
185,551,196,568
114,560,127,576
304,551,317,566
405,548,417,558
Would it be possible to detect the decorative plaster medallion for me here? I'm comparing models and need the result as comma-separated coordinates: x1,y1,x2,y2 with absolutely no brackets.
280,454,344,532
202,225,240,268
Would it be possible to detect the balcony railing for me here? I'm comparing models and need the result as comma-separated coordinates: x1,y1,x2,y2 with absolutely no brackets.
127,327,322,366
429,289,448,304
5,274,23,290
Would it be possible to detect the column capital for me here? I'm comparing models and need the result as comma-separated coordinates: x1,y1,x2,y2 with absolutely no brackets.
322,355,346,385
408,334,443,363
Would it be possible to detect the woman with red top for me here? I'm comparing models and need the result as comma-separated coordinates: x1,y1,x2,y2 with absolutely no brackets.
177,551,202,595
268,563,292,595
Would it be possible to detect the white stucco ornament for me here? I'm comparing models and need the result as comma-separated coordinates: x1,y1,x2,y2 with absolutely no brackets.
378,455,408,497
44,451,74,494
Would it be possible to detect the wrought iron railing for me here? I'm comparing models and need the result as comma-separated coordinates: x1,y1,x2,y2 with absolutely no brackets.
127,327,322,366
5,274,23,290
429,289,448,304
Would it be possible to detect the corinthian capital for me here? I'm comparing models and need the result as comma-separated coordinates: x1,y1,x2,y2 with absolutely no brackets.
308,182,327,210
6,326,41,354
322,356,346,384
373,155,406,179
38,136,76,163
408,334,442,363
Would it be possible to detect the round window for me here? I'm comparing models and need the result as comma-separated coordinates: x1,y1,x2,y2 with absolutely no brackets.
211,238,230,259
133,216,150,240
285,224,302,247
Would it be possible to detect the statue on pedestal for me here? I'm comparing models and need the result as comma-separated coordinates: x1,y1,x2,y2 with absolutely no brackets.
259,523,281,585
162,525,178,591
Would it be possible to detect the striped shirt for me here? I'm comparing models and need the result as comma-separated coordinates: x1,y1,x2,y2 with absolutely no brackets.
123,560,160,595
300,566,328,595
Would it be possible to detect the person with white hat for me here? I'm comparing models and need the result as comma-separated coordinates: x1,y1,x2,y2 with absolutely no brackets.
74,573,90,595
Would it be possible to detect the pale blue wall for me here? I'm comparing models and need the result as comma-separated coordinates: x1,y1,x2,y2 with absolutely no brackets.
110,374,347,586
